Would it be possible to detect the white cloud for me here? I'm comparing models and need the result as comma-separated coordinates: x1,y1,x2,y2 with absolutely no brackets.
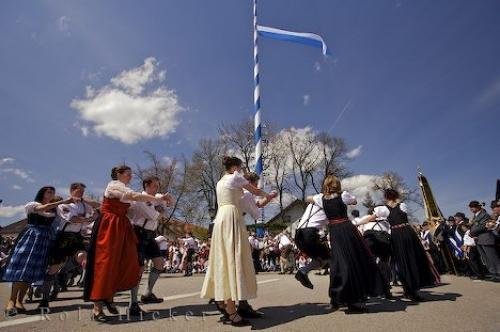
80,126,89,136
1,168,35,183
0,205,26,219
12,185,22,190
57,16,71,35
71,57,183,144
314,61,321,72
341,174,383,205
346,145,363,159
303,94,311,106
0,157,15,166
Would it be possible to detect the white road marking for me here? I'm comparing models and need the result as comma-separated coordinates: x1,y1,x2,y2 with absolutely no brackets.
0,316,43,328
0,278,281,328
162,278,281,301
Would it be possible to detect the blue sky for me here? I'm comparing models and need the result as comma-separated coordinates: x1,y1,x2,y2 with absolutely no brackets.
1,0,499,226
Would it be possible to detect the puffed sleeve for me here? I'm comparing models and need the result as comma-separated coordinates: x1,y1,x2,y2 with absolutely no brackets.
374,206,390,219
312,194,324,208
241,191,261,220
399,202,408,214
341,191,357,205
25,202,41,214
105,180,134,202
227,171,249,189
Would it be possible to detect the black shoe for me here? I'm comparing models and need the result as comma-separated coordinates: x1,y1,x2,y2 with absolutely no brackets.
327,303,339,312
224,313,252,327
49,290,58,301
128,302,146,317
37,300,49,310
238,306,264,319
141,293,164,304
346,304,368,313
92,311,109,322
4,308,18,317
405,292,424,302
104,301,119,315
295,271,314,289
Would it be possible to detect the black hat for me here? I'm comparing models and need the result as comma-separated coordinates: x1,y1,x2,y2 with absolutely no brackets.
468,201,482,208
454,212,465,220
447,216,455,222
490,200,500,209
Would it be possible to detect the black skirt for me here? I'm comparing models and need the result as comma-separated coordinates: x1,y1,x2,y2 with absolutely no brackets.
328,222,384,304
391,225,439,293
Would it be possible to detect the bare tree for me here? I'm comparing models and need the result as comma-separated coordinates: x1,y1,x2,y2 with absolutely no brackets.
311,133,351,193
266,132,291,214
283,127,321,201
362,192,376,210
191,138,227,213
372,171,423,221
218,119,254,173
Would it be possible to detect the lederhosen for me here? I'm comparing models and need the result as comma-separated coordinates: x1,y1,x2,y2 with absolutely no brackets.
295,203,330,261
134,207,162,266
49,204,87,265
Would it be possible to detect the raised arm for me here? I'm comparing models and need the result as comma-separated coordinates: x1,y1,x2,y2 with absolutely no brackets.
352,214,376,226
242,183,274,200
33,197,73,212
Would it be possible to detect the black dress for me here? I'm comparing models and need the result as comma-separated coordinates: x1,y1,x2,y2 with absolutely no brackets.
387,204,439,294
324,196,383,305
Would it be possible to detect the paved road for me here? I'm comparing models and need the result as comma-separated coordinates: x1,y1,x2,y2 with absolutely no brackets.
0,272,498,331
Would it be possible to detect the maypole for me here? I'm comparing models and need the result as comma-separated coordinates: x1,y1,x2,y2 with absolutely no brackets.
253,0,263,189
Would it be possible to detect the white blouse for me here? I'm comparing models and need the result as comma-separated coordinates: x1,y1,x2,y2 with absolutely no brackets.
241,190,261,220
313,191,357,206
57,201,95,233
127,192,162,231
224,171,249,189
25,202,56,218
104,180,134,203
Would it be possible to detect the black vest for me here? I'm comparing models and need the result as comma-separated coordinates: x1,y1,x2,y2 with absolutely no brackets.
27,212,55,226
322,196,348,220
386,204,408,226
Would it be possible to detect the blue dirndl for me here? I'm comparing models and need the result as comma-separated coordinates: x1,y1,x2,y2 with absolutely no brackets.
2,224,54,283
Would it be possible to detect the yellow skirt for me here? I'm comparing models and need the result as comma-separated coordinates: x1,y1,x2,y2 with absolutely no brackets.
200,204,257,301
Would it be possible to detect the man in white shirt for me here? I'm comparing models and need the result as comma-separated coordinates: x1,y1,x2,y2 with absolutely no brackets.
39,182,99,308
155,235,169,258
276,231,294,274
180,232,197,276
128,176,173,311
294,199,330,289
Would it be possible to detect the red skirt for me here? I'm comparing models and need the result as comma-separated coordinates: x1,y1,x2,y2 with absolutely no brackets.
83,198,140,302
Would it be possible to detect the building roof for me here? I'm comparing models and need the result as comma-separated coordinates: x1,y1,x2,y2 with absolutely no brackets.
0,218,27,236
266,199,307,225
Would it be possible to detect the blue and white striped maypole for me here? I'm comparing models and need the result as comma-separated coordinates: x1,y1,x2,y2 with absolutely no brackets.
253,0,264,189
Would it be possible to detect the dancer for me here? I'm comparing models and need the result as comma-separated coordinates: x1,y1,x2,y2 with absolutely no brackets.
306,175,383,313
83,165,171,321
200,156,276,327
294,195,330,290
238,172,276,318
39,182,98,308
352,207,394,299
180,232,198,277
127,175,173,315
382,189,440,301
2,187,72,317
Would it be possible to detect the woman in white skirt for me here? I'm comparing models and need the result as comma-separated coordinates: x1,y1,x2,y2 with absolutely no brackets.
201,156,276,327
